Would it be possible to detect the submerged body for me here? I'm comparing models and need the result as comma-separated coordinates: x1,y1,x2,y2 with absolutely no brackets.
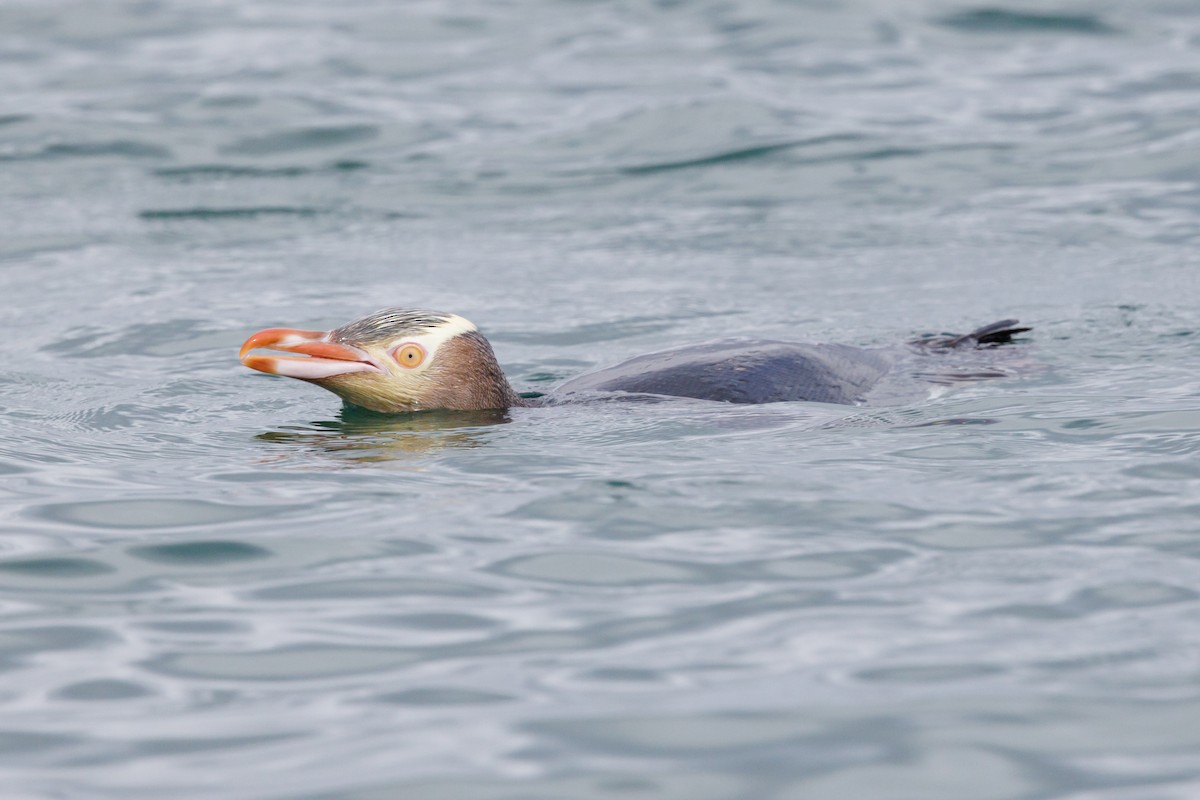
555,340,894,406
239,309,1029,414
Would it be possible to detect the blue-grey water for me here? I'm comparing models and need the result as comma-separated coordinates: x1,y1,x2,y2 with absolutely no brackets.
3,1,1200,797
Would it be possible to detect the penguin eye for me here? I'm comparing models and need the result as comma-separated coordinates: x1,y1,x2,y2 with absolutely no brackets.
392,343,426,369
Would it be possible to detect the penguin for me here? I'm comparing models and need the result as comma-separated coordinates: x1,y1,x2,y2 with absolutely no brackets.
240,308,1029,414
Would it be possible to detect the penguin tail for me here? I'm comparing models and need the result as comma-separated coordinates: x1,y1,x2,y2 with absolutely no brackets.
912,319,1032,350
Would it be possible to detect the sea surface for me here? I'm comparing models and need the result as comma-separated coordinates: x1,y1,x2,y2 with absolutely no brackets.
2,1,1200,797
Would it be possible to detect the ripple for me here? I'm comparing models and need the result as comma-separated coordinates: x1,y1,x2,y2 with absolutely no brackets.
1034,648,1158,673
371,688,512,706
251,577,494,601
578,667,664,684
619,141,804,176
335,772,746,800
617,139,1007,176
0,140,171,161
137,619,249,635
526,713,852,756
981,581,1198,620
351,613,499,631
893,520,1069,549
0,625,117,655
490,552,702,585
128,540,273,566
1076,581,1198,610
139,206,321,220
499,316,679,346
150,645,415,681
136,733,301,757
0,731,84,762
1123,460,1200,480
935,8,1117,35
153,161,368,181
32,498,282,529
43,319,231,358
0,460,25,475
761,549,910,580
534,97,796,174
0,557,115,578
469,589,835,659
791,746,1033,800
491,548,908,586
53,679,152,701
855,663,1005,684
219,125,379,156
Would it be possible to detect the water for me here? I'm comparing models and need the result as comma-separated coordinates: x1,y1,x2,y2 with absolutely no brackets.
2,1,1200,797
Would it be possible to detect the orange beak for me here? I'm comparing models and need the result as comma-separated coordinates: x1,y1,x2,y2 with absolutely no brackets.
239,328,383,380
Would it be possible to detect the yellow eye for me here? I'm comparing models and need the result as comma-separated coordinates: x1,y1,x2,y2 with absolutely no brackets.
393,343,426,369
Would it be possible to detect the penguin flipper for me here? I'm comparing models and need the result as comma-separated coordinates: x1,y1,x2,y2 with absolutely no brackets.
912,319,1032,350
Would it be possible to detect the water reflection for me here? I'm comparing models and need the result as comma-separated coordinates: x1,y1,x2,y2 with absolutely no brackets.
255,406,511,462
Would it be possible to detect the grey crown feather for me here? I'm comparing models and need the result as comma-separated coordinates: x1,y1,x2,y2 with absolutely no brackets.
330,308,457,344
